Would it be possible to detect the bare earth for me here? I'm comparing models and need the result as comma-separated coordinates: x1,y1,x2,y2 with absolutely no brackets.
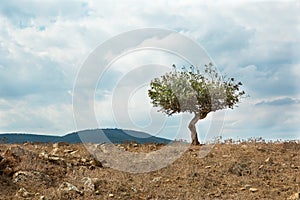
0,141,299,200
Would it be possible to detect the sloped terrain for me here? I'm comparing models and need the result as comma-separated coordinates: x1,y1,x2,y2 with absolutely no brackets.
0,141,299,200
0,129,171,144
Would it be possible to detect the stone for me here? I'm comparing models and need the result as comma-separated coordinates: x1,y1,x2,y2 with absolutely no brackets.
5,146,26,157
48,156,66,165
287,192,300,200
222,154,231,158
3,167,14,176
53,143,59,148
63,149,76,153
69,150,79,155
39,152,49,159
13,170,51,184
109,193,114,197
89,159,103,167
52,142,68,148
249,188,258,192
228,162,251,176
51,148,59,155
257,147,266,152
265,157,273,164
151,177,162,182
244,184,251,189
82,177,99,193
95,190,100,195
15,188,34,198
58,182,83,195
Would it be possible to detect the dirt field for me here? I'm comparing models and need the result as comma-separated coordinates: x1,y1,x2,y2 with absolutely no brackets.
0,140,299,200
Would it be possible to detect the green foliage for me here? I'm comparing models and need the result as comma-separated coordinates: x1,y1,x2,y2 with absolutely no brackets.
148,63,245,117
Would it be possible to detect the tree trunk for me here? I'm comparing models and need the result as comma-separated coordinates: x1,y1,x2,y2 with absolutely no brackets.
188,113,200,145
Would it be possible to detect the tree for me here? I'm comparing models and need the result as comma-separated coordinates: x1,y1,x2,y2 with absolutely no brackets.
148,63,245,145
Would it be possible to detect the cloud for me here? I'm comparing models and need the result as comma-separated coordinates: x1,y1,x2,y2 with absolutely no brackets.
255,97,300,106
0,97,74,135
222,99,300,140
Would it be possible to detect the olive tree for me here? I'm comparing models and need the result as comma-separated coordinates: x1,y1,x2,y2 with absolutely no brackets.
148,63,245,145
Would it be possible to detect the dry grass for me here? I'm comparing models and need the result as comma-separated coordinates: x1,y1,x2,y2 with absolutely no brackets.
0,140,299,199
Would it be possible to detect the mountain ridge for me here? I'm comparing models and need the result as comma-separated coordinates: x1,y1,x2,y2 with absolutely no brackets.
0,128,171,144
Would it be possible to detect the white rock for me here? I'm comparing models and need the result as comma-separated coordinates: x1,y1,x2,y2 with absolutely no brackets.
287,192,300,200
58,182,82,194
15,188,34,198
249,188,258,192
82,177,99,192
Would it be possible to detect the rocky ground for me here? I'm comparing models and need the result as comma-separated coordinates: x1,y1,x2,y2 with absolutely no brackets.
0,140,299,200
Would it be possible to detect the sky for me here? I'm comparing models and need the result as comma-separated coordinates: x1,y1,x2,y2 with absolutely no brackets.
0,1,299,142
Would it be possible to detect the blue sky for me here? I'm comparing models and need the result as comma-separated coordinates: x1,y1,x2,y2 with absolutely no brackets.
0,1,299,142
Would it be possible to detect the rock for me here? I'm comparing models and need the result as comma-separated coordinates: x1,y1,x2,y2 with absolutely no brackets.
151,177,162,182
48,156,66,165
53,143,59,148
82,177,99,192
0,155,3,162
15,187,35,198
287,192,300,200
244,184,251,189
69,150,79,155
58,182,83,195
259,165,264,169
222,154,231,158
291,164,295,168
257,147,266,152
51,148,59,155
265,157,273,164
205,165,212,169
5,146,26,158
249,188,258,192
89,159,103,167
63,149,76,153
3,167,14,176
53,142,68,148
39,152,49,159
13,170,51,184
109,193,114,197
241,144,248,149
228,162,251,176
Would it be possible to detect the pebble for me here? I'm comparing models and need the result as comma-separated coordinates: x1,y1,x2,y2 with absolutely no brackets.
265,157,273,163
249,188,258,192
222,154,231,158
244,184,251,189
287,192,299,200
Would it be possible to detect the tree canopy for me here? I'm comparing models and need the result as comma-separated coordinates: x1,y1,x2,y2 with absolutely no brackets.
148,63,245,145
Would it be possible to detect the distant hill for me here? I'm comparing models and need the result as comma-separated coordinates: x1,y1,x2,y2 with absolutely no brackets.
0,129,171,144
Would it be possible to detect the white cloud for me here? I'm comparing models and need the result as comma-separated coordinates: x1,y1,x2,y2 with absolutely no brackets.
0,97,74,135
